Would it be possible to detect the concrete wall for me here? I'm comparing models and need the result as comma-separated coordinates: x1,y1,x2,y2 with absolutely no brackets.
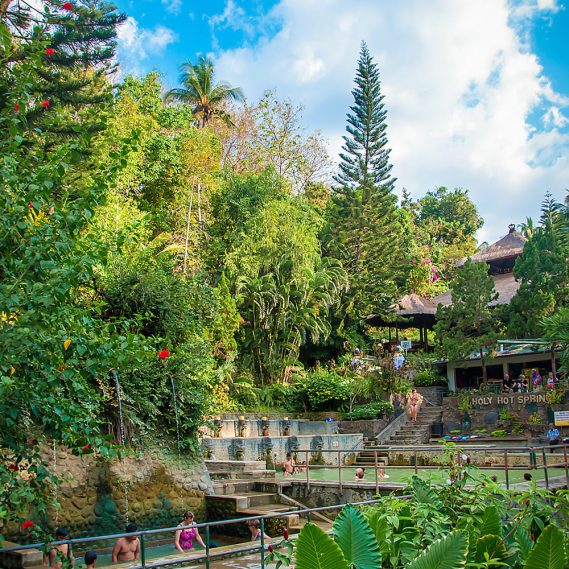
338,418,391,440
202,434,363,463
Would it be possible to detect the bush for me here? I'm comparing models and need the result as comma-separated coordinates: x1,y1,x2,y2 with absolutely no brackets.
413,370,448,387
491,429,508,437
295,369,352,411
343,401,393,420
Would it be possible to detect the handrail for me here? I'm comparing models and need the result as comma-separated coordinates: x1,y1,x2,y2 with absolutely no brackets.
0,498,390,555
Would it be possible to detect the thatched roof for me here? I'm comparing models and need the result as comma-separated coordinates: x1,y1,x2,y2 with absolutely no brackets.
433,272,521,307
366,293,437,328
456,225,526,267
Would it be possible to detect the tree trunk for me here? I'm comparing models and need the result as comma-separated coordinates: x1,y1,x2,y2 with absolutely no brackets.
182,183,194,273
551,345,557,376
480,348,488,383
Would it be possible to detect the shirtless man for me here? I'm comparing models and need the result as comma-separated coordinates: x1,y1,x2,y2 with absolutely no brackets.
283,453,295,476
112,523,140,563
43,528,74,568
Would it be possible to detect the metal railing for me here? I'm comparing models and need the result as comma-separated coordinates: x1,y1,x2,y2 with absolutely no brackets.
287,443,569,493
0,499,389,569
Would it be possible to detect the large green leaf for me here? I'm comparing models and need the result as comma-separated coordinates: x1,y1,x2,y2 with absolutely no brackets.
411,476,442,510
406,531,468,569
333,504,382,569
524,524,567,569
474,534,507,564
514,528,534,564
478,506,501,538
295,523,349,569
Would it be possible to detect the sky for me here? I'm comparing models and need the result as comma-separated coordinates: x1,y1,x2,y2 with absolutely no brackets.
113,0,569,243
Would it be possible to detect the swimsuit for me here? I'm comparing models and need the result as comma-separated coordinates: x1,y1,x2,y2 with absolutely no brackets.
179,527,196,550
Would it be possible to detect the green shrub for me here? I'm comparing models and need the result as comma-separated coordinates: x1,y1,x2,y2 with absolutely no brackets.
295,369,352,411
491,429,508,437
413,370,447,387
343,401,393,420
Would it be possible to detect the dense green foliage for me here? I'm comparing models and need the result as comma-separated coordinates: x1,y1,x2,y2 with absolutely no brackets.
268,461,569,568
508,193,568,337
435,260,501,383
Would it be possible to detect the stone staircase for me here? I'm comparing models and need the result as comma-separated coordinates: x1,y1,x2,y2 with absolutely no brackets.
386,405,443,445
353,437,389,467
209,479,331,536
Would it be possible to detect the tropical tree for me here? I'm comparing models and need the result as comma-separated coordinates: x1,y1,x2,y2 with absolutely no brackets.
165,55,244,127
434,259,501,383
508,193,568,337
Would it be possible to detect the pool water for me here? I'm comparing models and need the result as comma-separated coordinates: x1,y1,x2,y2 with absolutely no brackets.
75,539,228,568
276,466,566,485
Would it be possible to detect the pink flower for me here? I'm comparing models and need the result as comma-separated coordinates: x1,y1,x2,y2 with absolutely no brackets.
45,47,54,57
424,258,431,264
62,2,73,9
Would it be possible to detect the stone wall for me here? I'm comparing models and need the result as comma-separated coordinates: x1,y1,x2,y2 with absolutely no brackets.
337,418,390,440
283,482,401,513
18,447,213,540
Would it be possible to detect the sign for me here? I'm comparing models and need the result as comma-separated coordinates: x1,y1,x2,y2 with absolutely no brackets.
400,340,412,350
470,393,547,407
554,411,569,427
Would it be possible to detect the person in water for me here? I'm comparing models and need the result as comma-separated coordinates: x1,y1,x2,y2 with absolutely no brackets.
354,467,365,480
112,523,140,563
43,528,74,568
174,511,206,552
246,519,270,542
84,551,97,569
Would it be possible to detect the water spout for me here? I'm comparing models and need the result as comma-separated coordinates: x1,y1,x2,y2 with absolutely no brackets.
170,375,181,454
111,370,129,523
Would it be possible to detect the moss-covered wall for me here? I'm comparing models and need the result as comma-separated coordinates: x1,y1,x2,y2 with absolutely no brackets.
27,447,213,539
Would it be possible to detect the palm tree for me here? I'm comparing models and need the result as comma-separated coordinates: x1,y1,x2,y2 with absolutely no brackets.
165,56,244,127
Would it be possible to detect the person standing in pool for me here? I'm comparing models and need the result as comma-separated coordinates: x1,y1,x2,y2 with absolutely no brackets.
84,551,97,569
174,511,206,552
112,523,140,563
407,389,422,423
43,528,74,568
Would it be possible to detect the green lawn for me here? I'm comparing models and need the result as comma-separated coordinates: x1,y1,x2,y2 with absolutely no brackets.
277,466,567,485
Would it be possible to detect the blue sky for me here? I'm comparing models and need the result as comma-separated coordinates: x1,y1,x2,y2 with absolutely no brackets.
114,0,569,243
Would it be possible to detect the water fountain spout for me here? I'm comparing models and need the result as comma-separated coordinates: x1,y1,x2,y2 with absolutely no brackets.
110,369,129,523
238,416,248,438
169,375,181,454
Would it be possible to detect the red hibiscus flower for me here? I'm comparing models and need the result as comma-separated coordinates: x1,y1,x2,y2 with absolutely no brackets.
8,464,19,471
45,47,54,56
82,444,89,452
14,103,20,111
42,101,50,109
267,545,273,553
29,202,34,209
158,349,170,360
58,364,67,371
62,2,73,9
22,520,34,530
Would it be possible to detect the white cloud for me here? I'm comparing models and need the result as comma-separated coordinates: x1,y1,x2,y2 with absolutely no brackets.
214,0,569,242
117,17,178,75
161,0,183,16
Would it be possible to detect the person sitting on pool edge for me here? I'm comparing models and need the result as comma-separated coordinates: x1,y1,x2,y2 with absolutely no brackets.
354,467,365,480
174,511,206,552
112,523,140,563
378,468,389,479
43,527,74,568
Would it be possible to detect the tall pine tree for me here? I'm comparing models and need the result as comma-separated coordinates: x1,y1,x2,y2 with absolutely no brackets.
324,41,404,318
1,0,125,139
